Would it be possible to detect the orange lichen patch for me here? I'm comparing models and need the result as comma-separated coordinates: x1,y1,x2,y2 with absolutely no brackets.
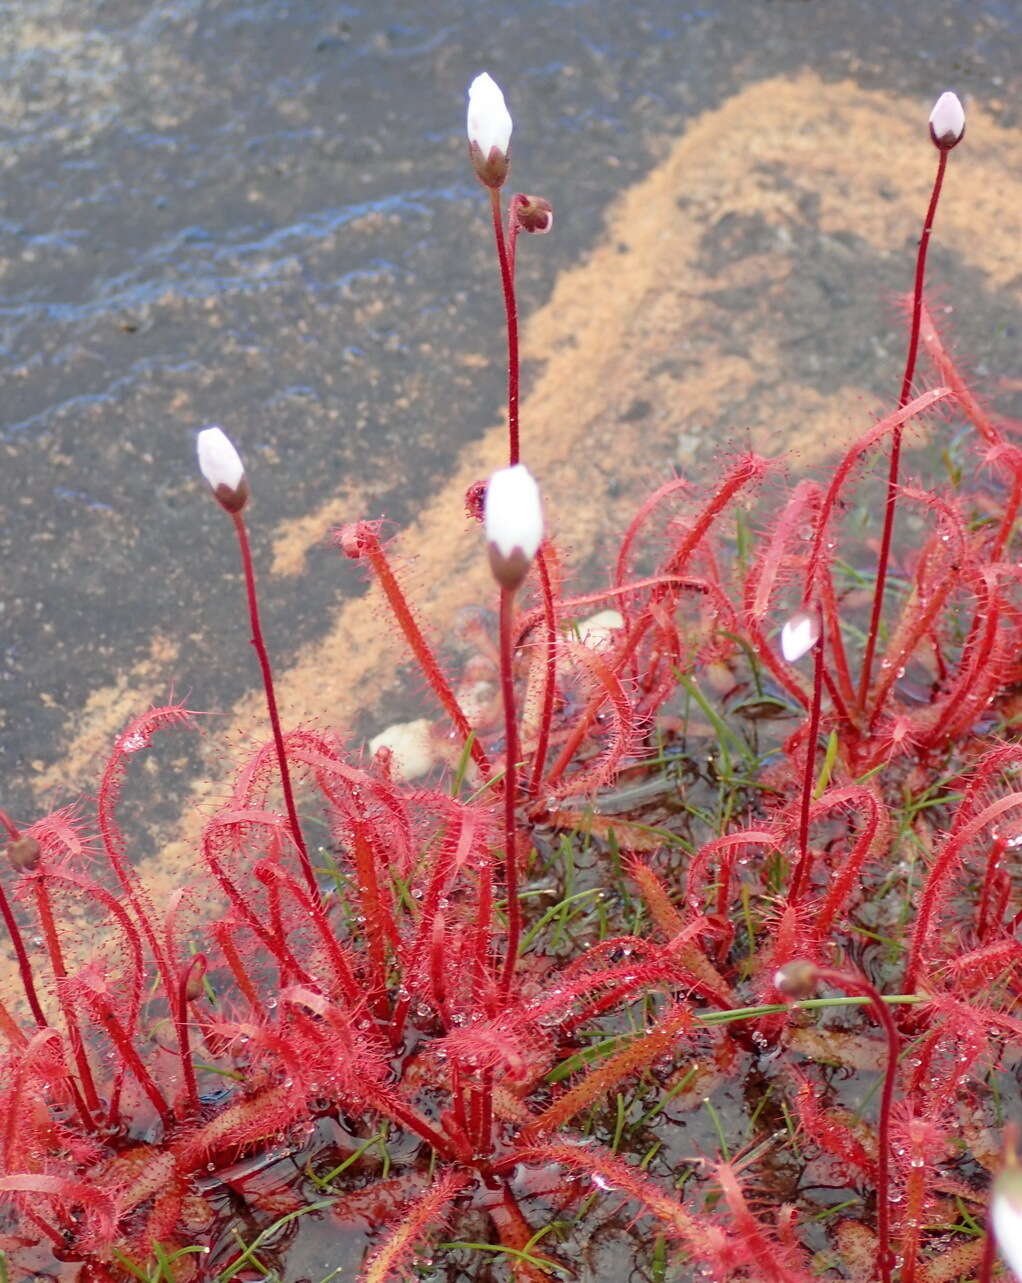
268,481,372,577
28,634,179,804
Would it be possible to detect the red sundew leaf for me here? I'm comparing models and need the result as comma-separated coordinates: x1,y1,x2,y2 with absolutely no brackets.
523,1004,693,1138
486,1182,569,1283
239,1181,305,1217
0,1174,117,1250
782,1027,887,1072
791,1074,877,1184
359,1169,470,1283
834,1220,878,1283
545,809,663,850
917,1237,986,1283
332,1174,430,1230
711,1161,816,1282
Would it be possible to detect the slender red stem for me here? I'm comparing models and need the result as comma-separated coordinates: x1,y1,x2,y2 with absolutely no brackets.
0,880,48,1032
473,859,494,1015
819,569,856,718
489,187,519,465
977,1213,997,1283
789,624,825,906
73,982,172,1129
174,956,205,1117
232,511,316,897
31,879,103,1122
528,546,558,798
479,1062,494,1154
0,811,51,1033
449,1061,469,1141
815,967,898,1283
213,921,262,1009
977,836,1007,942
429,908,452,1027
498,586,521,997
203,837,317,989
991,463,1022,560
46,869,147,1129
254,860,360,1004
351,829,395,1023
860,148,949,704
25,1209,67,1251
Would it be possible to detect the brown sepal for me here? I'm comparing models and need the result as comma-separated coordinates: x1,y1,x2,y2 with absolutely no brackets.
930,122,965,151
488,542,530,591
214,478,249,513
6,836,41,871
469,140,510,189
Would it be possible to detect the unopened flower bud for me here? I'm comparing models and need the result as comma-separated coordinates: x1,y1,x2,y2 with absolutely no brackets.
992,1166,1022,1278
484,464,542,592
197,427,248,513
774,960,819,1001
6,835,41,871
780,609,820,663
184,955,208,1002
514,194,553,235
464,480,486,522
928,91,965,150
467,72,512,189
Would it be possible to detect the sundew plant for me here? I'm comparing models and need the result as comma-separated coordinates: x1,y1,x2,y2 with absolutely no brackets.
0,77,1021,1283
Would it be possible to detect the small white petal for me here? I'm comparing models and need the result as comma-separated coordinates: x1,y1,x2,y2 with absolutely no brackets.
197,426,245,492
467,72,512,158
484,464,543,561
780,610,820,663
992,1171,1022,1279
929,91,965,145
577,609,624,651
369,719,435,782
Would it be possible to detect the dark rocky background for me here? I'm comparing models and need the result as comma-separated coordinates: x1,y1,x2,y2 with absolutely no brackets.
1,0,1019,822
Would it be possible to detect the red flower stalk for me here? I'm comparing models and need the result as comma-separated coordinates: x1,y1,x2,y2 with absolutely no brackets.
489,185,521,465
783,608,824,905
0,811,51,1033
860,92,964,703
484,464,543,995
197,426,316,899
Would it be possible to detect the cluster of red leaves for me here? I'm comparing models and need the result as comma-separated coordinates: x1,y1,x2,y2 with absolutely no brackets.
0,307,1020,1283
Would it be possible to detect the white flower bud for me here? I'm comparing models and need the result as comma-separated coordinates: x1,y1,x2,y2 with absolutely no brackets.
928,91,965,150
992,1167,1022,1279
467,72,512,188
484,464,542,591
197,426,248,513
773,960,818,1000
780,610,820,663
